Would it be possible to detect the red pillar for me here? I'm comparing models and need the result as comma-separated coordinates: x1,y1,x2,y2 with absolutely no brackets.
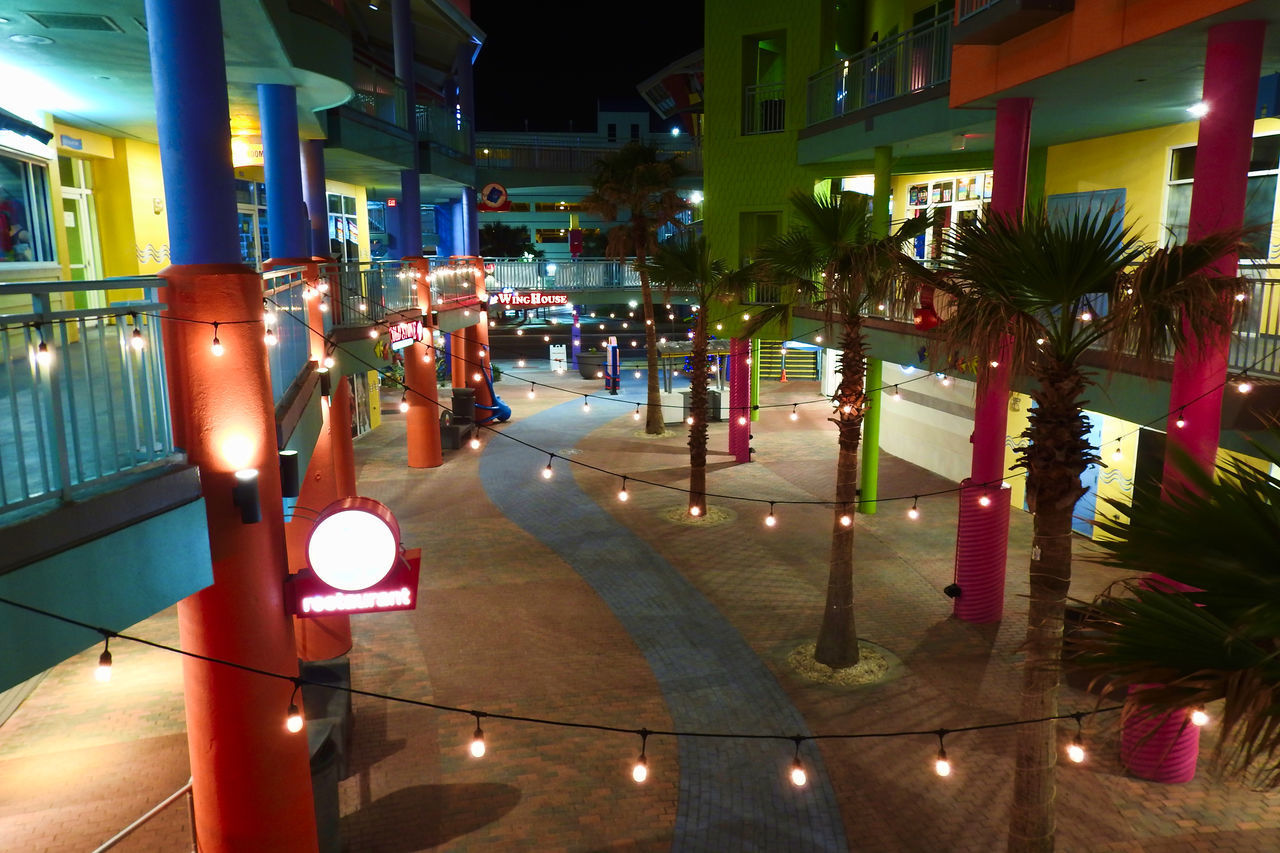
450,327,468,389
953,97,1030,623
330,375,358,497
1126,19,1266,785
470,311,496,412
728,338,751,463
161,264,318,851
403,257,443,468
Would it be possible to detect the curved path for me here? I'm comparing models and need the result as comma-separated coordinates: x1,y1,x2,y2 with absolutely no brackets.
478,393,849,851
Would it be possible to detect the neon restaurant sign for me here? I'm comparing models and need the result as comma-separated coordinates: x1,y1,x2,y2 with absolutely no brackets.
287,497,421,617
388,319,428,351
491,291,569,307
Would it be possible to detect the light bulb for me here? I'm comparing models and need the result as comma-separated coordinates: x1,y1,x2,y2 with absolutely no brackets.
686,416,695,425
618,485,629,502
908,501,920,520
470,726,486,757
542,464,554,480
765,507,777,527
790,407,799,421
978,494,992,507
211,336,224,357
842,404,853,414
399,394,409,413
528,387,536,399
743,313,750,321
1112,445,1123,462
1235,292,1247,302
990,360,999,368
1238,380,1253,394
892,387,902,401
358,301,368,312
632,756,648,783
518,359,526,368
302,286,315,301
544,335,551,342
369,328,380,339
473,372,482,382
633,408,641,421
318,300,329,313
317,281,329,293
634,371,642,379
469,437,481,450
323,355,335,369
131,328,146,350
1080,311,1092,322
516,328,524,335
596,370,604,378
689,505,701,517
1175,414,1186,429
935,751,952,777
839,513,852,527
815,335,823,343
790,760,807,787
286,703,304,733
95,649,112,683
265,328,278,347
583,398,591,412
1191,706,1209,727
738,415,747,426
1066,739,1085,764
36,340,52,366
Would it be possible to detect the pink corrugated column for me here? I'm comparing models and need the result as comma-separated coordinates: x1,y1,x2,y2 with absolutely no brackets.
953,97,1030,622
729,338,751,463
1125,20,1266,784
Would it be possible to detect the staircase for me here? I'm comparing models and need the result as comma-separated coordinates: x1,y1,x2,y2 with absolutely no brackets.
757,342,819,381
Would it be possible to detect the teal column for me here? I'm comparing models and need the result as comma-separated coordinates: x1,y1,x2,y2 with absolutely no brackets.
750,338,761,422
859,145,892,514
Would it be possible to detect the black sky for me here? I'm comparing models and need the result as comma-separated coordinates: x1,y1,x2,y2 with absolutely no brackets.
470,1,704,133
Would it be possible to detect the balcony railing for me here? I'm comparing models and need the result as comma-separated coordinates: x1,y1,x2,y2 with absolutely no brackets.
743,81,786,135
957,0,1000,20
321,261,420,327
262,266,314,406
474,135,701,173
350,61,408,129
0,278,173,511
807,13,951,127
417,104,473,162
482,258,645,292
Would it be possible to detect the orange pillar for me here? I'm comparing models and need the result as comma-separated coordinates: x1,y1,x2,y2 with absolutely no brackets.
470,311,496,411
450,327,468,389
403,256,443,468
161,264,318,851
330,375,358,496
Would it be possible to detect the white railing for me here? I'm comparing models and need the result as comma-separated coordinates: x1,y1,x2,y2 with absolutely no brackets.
92,777,194,852
0,277,172,511
261,266,312,406
743,81,786,135
957,0,1002,22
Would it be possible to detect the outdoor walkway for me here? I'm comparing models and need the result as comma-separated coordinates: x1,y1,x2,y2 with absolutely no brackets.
1,364,1278,852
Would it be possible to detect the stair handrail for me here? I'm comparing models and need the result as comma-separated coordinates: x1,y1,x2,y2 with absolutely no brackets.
92,777,195,852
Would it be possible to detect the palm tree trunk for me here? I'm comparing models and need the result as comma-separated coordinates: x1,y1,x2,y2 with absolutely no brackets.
1007,365,1091,853
688,305,708,513
814,324,866,668
635,241,664,435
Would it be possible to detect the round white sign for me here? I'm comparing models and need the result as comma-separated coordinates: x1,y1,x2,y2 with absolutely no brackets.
307,498,400,591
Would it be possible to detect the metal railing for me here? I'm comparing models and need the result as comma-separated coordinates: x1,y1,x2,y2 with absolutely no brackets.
417,104,472,161
1231,264,1280,377
481,258,649,292
807,13,951,126
0,278,174,512
474,135,701,173
743,81,786,135
957,0,1001,21
321,260,420,326
92,777,194,852
262,267,314,406
350,60,408,129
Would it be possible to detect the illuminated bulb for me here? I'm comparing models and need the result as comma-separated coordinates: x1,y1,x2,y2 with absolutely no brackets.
469,437,481,450
131,328,146,350
790,406,799,421
686,416,695,425
423,351,432,363
632,756,648,783
318,300,329,313
1080,311,1092,322
941,377,952,387
95,647,112,683
633,408,641,421
745,357,751,366
1112,444,1123,462
596,370,604,378
542,461,554,479
470,725,486,757
263,309,276,325
738,415,747,426
264,328,278,347
978,494,992,507
399,394,409,413
528,385,536,399
369,328,380,339
689,505,701,517
36,340,52,366
582,397,590,412
716,323,722,331
790,760,807,788
1175,413,1186,429
517,329,524,335
544,335,551,342
892,387,901,401
908,498,920,520
743,313,750,321
635,371,642,379
815,335,823,343
1238,380,1253,394
1066,737,1086,764
1234,292,1247,302
646,319,653,325
473,372,482,382
1190,706,1209,727
358,301,368,312
323,355,335,369
990,360,999,368
668,313,675,320
765,505,777,527
935,749,952,777
877,303,886,311
302,286,315,301
842,405,853,414
659,337,667,344
286,703,304,733
631,341,638,347
839,513,852,527
618,483,629,502
517,359,526,368
489,321,495,327
317,281,329,293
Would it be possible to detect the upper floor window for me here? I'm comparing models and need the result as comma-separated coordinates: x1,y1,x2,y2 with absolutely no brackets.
1,151,54,264
743,33,786,135
1165,135,1279,260
328,192,360,262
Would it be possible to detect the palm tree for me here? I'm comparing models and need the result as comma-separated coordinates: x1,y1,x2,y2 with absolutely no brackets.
933,206,1242,853
1071,442,1280,791
639,235,746,514
581,142,689,434
752,190,930,667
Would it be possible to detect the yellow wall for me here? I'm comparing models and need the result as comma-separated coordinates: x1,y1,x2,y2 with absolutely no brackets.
1044,117,1280,248
93,138,169,301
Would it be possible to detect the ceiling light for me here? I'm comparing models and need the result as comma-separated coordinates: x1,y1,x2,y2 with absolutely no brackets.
8,34,54,45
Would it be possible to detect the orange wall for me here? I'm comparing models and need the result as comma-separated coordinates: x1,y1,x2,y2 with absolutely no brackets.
951,0,1254,106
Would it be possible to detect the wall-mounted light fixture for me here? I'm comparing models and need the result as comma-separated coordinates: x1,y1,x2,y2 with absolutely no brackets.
279,451,300,499
233,469,262,524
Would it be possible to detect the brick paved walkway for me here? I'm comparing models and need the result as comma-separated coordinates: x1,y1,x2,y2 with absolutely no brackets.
1,362,1278,852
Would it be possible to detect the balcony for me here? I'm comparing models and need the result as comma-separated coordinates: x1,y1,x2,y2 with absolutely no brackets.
742,82,786,135
473,134,702,177
807,13,951,128
953,0,1074,46
321,60,415,176
416,104,476,186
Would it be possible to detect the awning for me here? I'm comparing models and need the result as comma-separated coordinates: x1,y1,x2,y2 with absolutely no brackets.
0,107,53,146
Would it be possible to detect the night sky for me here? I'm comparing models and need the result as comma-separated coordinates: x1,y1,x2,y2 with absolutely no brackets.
470,1,704,133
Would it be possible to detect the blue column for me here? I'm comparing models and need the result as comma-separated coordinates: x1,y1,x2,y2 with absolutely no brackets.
301,139,328,258
392,0,421,257
436,202,456,258
454,189,478,256
143,0,239,265
400,172,421,256
259,84,307,260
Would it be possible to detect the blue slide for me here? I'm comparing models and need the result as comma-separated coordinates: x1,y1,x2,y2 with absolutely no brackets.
472,365,511,424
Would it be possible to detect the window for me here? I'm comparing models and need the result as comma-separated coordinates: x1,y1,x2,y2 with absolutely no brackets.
235,180,269,267
1165,135,1279,260
630,124,640,141
534,228,569,244
1,151,55,264
607,123,617,143
534,201,584,213
742,33,787,135
328,192,359,262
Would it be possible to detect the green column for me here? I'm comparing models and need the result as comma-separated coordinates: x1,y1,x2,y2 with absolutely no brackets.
750,338,761,422
1025,146,1048,213
860,145,892,514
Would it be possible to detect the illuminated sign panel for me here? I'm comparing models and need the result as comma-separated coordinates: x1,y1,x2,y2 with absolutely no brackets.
388,319,427,351
491,291,569,307
289,497,422,618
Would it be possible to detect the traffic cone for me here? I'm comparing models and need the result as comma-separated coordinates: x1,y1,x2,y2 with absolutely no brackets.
778,367,788,382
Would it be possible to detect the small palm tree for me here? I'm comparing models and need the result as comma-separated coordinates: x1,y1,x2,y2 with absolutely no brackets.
1072,442,1280,791
581,143,689,435
753,190,930,667
639,235,747,514
934,206,1242,853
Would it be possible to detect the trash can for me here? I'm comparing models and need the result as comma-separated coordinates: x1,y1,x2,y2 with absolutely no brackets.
451,387,476,423
681,389,722,423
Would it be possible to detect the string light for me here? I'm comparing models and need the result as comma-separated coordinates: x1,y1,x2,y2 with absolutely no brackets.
990,360,999,368
1111,441,1123,462
94,636,112,683
633,407,641,421
582,396,591,413
542,455,555,479
738,415,747,426
686,415,695,425
469,436,481,450
286,681,304,733
1190,706,1210,727
473,372,483,382
1237,375,1253,394
470,712,487,757
528,383,536,399
839,507,852,527
210,323,224,357
323,354,335,369
318,298,329,313
1066,713,1086,764
316,281,329,294
978,492,992,508
790,404,799,421
399,393,409,413
264,327,278,347
618,477,629,502
892,386,902,401
765,503,777,527
35,337,52,367
632,730,650,783
130,314,146,351
634,371,642,379
369,328,379,340
934,731,952,777
689,504,701,517
908,497,919,520
1175,408,1186,429
1079,311,1092,322
518,359,526,368
358,301,368,312
789,738,808,787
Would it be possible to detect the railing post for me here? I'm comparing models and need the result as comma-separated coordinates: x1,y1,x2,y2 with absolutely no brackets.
33,294,74,500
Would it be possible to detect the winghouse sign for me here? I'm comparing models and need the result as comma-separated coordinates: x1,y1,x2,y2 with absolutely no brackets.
287,497,421,617
492,291,569,307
